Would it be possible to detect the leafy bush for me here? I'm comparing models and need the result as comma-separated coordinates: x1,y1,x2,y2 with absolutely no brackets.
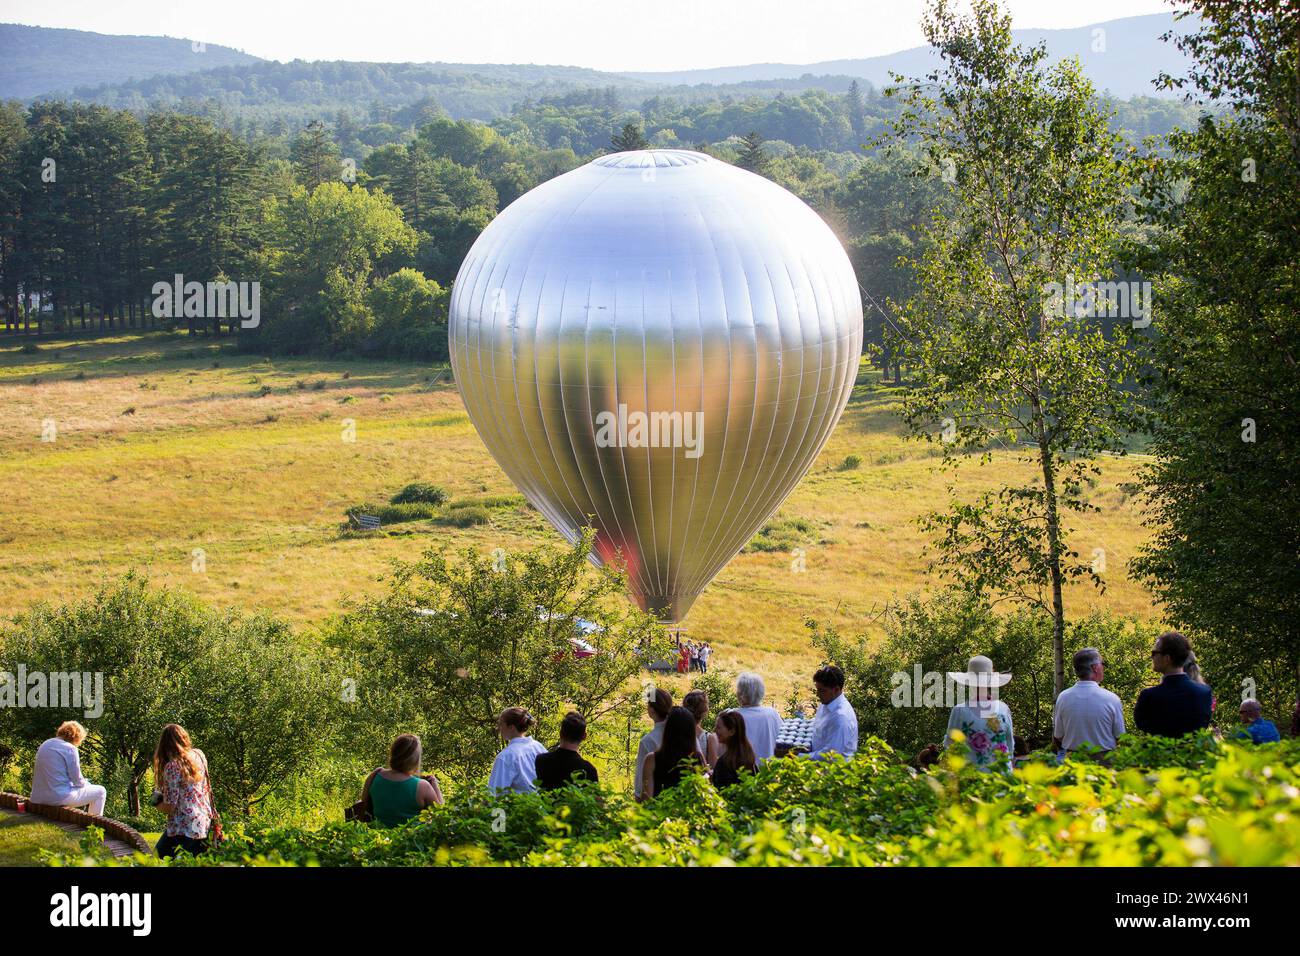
389,482,448,506
344,502,440,525
74,734,1300,868
744,515,819,553
324,529,674,783
445,494,525,511
434,506,489,528
839,454,862,471
365,268,450,362
0,574,341,819
688,669,740,714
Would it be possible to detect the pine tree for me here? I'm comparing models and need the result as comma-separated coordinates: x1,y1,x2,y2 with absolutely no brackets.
846,79,867,139
291,120,340,190
736,131,771,176
610,122,649,152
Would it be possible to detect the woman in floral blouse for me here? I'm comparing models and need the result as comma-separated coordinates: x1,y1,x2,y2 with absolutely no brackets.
151,723,214,858
944,655,1015,771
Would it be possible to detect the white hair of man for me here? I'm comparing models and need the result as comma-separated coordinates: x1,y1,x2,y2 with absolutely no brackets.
736,672,766,707
1072,647,1102,681
1240,699,1263,719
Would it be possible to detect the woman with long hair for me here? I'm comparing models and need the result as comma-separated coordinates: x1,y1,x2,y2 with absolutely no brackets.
682,689,720,767
151,723,215,859
1184,651,1217,713
640,706,707,800
711,709,758,788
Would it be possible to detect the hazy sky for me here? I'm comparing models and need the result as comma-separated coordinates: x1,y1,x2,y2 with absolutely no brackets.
6,0,1177,71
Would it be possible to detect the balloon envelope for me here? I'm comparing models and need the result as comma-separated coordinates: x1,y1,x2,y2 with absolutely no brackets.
450,149,862,621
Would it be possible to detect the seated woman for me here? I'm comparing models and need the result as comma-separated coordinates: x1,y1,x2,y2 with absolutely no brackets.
30,721,106,816
152,723,215,858
710,710,758,789
361,733,444,828
641,706,708,800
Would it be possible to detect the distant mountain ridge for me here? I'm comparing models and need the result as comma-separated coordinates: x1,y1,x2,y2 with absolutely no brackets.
0,22,262,100
620,14,1195,99
3,13,1195,105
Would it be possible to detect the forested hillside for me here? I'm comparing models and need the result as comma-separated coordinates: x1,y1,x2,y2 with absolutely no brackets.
0,23,260,100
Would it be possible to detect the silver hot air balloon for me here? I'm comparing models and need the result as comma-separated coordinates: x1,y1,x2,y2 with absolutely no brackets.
450,149,863,622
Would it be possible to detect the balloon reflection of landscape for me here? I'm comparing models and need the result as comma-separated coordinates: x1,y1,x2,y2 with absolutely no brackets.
450,149,863,622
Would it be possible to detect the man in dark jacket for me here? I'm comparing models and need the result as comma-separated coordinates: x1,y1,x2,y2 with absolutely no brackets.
1134,631,1213,737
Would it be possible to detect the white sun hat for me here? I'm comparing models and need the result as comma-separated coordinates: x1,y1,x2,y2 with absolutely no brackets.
948,655,1012,688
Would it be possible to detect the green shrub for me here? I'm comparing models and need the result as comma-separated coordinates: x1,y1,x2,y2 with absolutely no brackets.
435,506,490,527
743,515,818,553
446,494,525,511
344,502,440,525
0,574,341,820
79,735,1300,868
839,454,862,471
390,482,448,506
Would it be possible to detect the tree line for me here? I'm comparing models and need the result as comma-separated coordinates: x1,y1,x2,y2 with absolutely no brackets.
0,90,958,364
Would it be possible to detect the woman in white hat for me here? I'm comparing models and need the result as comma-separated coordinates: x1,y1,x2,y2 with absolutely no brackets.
944,656,1014,771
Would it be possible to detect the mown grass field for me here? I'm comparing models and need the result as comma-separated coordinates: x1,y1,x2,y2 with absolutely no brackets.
0,331,1158,700
0,810,80,866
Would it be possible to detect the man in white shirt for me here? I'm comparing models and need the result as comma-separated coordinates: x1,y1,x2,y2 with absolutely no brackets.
734,672,783,763
1053,647,1126,754
30,721,107,816
633,688,673,799
802,665,858,760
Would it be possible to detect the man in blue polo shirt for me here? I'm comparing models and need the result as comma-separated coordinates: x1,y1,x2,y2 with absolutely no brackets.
1134,631,1213,737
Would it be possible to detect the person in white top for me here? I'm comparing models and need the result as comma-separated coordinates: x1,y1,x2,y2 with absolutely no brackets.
487,707,548,793
698,643,712,673
1053,647,1126,754
634,688,673,800
802,665,858,760
734,672,782,763
30,721,106,816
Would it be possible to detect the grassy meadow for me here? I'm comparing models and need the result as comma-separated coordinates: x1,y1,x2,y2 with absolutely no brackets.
0,331,1159,701
0,811,81,866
